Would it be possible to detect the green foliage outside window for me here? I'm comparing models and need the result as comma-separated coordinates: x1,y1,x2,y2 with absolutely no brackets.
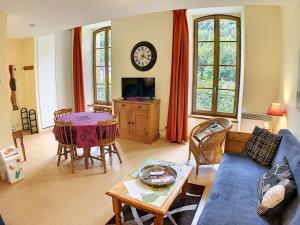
194,16,240,116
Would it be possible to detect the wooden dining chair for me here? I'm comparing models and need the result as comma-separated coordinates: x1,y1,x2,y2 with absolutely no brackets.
93,105,112,114
54,108,73,120
54,108,73,155
55,120,78,173
92,117,122,173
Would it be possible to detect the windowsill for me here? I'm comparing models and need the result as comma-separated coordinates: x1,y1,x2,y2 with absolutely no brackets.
189,114,239,123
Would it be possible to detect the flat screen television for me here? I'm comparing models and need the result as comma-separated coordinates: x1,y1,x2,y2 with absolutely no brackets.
122,77,155,100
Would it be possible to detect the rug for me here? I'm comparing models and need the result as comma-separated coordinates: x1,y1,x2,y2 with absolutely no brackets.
106,183,205,225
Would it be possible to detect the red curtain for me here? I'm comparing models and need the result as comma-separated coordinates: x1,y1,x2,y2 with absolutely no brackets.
73,27,85,112
166,9,189,143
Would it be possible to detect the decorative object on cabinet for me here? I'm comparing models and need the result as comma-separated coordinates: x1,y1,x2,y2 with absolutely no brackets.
113,99,160,144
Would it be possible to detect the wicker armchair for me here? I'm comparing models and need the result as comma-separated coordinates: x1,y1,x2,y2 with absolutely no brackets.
188,118,232,175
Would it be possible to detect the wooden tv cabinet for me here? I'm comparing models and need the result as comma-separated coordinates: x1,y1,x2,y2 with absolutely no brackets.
113,99,160,144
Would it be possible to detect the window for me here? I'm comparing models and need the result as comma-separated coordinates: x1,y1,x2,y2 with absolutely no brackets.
93,27,111,104
192,15,241,117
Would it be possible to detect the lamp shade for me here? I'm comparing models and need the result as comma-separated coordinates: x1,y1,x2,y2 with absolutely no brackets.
267,103,284,116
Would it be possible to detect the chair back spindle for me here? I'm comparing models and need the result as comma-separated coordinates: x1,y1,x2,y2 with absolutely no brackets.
54,121,75,147
54,108,73,120
97,117,118,146
94,106,112,114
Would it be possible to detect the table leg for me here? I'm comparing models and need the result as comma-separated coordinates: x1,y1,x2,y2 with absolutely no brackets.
154,214,164,225
83,148,91,169
112,197,122,225
181,178,189,198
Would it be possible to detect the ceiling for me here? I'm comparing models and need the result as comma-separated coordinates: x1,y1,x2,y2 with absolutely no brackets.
0,0,294,38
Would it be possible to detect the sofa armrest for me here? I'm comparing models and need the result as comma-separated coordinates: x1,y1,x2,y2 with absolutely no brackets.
224,131,251,154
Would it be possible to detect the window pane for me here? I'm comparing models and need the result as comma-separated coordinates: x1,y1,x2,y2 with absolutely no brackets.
95,31,105,48
96,49,105,66
198,42,214,65
219,66,236,90
198,19,214,41
220,19,237,41
197,66,214,88
108,84,112,102
97,84,106,102
217,90,235,113
220,42,236,65
96,67,105,83
196,89,213,111
108,30,111,47
100,31,105,48
108,66,111,84
108,47,111,66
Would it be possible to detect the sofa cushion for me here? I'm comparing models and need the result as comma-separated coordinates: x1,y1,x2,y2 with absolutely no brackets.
272,129,300,225
257,157,297,216
274,130,300,194
243,126,281,166
197,153,280,225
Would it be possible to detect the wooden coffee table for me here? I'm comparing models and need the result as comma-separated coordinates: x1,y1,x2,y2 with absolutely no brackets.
106,161,192,225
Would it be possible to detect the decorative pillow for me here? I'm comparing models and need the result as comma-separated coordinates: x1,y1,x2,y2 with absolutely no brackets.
194,122,224,143
257,157,297,216
243,126,281,166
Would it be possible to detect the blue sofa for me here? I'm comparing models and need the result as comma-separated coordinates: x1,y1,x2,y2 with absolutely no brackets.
197,129,300,225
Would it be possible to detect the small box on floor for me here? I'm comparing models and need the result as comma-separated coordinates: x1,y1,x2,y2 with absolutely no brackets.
0,146,24,183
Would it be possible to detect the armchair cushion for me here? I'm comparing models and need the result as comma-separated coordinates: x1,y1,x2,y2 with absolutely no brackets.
194,122,224,143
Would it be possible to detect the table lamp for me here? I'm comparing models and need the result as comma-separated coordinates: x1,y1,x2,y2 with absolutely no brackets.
267,103,284,133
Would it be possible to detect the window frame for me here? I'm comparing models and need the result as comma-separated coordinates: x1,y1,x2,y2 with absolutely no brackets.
192,15,241,118
93,26,111,105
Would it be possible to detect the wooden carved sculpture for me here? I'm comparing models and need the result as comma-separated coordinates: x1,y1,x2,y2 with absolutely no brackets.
9,65,18,110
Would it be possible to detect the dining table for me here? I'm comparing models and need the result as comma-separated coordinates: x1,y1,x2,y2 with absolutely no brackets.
53,111,114,169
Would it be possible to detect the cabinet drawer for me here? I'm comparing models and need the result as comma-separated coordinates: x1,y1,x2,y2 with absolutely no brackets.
115,102,131,110
132,104,148,111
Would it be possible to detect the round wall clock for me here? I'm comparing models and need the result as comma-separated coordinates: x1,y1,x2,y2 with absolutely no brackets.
131,41,157,71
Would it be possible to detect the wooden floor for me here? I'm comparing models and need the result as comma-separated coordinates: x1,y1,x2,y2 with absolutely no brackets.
0,131,217,225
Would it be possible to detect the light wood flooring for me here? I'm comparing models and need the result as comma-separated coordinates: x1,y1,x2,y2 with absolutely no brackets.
0,131,218,225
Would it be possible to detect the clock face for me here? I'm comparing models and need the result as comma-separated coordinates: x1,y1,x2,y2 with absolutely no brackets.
131,42,157,71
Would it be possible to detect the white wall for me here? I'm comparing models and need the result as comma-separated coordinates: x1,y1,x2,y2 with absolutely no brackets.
6,38,36,129
243,6,281,114
36,30,74,130
0,12,13,147
278,0,300,139
82,27,94,105
111,12,173,134
55,30,73,109
37,34,57,129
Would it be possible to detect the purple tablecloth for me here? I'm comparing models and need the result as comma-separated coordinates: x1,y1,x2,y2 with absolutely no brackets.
53,112,114,148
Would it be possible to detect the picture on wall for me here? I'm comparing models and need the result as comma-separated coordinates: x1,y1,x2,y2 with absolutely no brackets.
297,50,300,110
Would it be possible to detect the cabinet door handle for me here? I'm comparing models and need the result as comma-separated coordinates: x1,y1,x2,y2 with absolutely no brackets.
122,104,125,107
131,122,135,125
128,121,131,124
